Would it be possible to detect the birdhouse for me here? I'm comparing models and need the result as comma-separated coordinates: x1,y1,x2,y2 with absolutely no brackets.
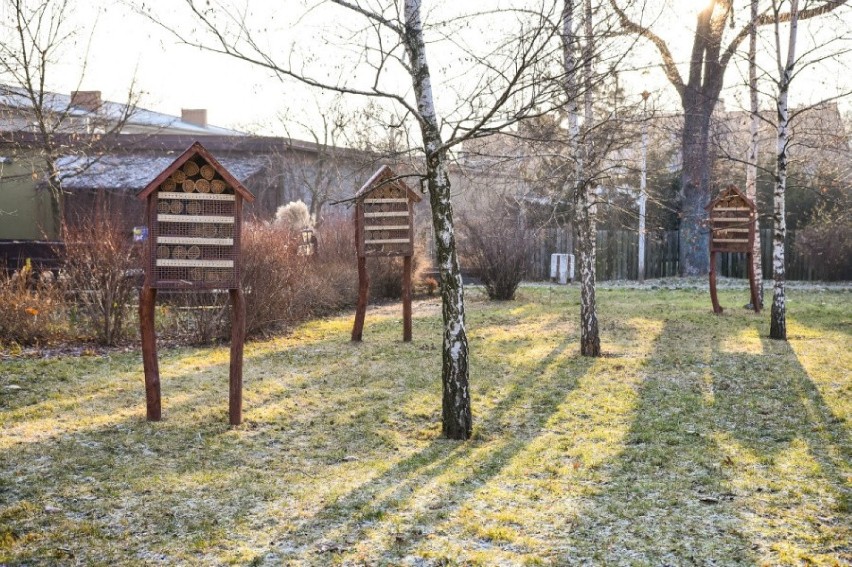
354,165,421,258
706,184,756,254
137,141,255,290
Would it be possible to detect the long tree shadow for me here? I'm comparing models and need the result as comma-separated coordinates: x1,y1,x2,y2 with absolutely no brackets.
707,332,850,563
564,309,850,564
0,302,596,564
271,334,594,562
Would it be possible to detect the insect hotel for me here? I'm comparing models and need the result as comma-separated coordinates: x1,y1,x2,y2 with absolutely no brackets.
706,184,760,314
137,141,255,425
352,165,422,342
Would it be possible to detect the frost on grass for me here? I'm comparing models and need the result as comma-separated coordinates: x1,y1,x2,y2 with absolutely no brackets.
0,287,849,565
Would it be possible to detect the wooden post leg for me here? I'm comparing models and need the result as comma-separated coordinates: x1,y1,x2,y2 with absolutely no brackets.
709,252,722,314
747,252,761,313
352,256,369,342
229,288,245,426
139,286,161,421
403,255,412,342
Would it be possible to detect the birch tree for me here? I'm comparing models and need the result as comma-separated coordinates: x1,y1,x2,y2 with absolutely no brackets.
154,0,563,439
769,0,799,340
746,0,764,307
609,0,849,277
563,0,600,356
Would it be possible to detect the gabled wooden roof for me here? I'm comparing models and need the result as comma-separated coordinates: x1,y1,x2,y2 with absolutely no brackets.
354,165,422,202
137,141,256,202
706,184,755,211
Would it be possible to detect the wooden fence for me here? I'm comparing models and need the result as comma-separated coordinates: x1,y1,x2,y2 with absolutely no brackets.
524,228,844,281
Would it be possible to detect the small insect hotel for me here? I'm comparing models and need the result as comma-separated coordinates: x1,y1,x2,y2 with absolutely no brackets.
352,165,422,342
137,141,255,425
706,184,760,314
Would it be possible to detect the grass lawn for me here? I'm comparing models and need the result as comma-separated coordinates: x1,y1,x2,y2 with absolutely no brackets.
1,283,849,566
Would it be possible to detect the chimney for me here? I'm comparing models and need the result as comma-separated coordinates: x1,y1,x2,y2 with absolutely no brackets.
71,90,102,112
181,109,208,128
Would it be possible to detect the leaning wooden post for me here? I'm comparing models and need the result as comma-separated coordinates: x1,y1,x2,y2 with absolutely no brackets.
352,256,369,342
709,251,722,314
229,288,245,425
137,141,255,424
139,285,161,420
351,165,421,342
403,255,412,342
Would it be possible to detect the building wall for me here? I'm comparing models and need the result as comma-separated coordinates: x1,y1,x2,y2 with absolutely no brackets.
0,154,56,239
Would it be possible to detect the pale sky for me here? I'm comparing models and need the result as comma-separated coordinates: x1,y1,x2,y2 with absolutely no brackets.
19,0,852,139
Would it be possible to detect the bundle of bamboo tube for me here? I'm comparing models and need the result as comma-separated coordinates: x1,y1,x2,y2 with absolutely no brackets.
182,161,200,177
200,164,215,180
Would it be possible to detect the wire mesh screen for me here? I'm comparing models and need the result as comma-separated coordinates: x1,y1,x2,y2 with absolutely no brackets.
359,184,413,257
147,156,241,289
709,189,754,254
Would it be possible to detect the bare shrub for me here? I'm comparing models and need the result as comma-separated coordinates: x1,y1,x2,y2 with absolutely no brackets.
796,205,852,281
460,213,532,300
160,291,230,345
0,260,67,346
61,212,139,345
368,247,430,301
241,222,308,336
299,216,358,313
238,216,428,338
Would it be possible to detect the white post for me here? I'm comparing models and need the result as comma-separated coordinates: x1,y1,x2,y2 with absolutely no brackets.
638,91,650,283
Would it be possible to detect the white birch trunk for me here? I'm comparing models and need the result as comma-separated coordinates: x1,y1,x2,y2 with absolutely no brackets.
746,0,764,307
563,0,580,160
638,107,647,283
770,0,799,340
575,0,600,356
562,0,600,356
403,0,471,438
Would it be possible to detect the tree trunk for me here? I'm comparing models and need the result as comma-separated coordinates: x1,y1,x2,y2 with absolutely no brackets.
679,90,714,277
770,0,799,341
404,0,471,439
638,99,648,283
577,0,600,356
575,186,600,356
746,0,764,307
562,0,600,357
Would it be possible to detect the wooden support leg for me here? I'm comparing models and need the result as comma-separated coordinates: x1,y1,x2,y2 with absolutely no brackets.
139,286,161,421
403,255,412,342
709,252,723,314
747,252,761,314
352,256,369,342
229,288,245,426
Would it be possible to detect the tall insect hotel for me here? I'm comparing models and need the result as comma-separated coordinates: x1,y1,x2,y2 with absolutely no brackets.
706,184,760,314
137,142,255,425
352,165,422,342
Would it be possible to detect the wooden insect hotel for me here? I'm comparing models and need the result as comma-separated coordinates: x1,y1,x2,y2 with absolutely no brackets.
706,184,760,314
137,141,255,425
352,165,422,342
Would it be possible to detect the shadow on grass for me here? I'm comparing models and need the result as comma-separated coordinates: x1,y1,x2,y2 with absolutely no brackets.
0,304,589,564
564,308,850,564
283,335,594,559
